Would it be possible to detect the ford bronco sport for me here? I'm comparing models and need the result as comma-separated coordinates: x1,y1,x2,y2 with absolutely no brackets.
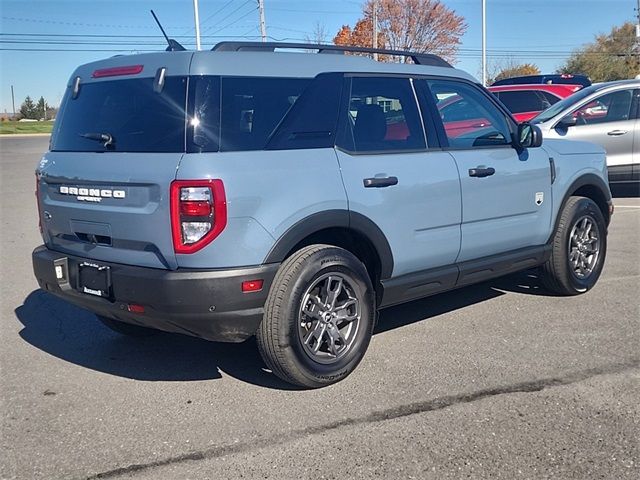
32,42,613,388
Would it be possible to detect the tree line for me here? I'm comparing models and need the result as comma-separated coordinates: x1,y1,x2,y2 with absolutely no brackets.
326,0,638,83
18,96,56,120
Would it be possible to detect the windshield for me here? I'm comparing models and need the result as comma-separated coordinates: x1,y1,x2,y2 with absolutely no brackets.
530,85,599,124
51,77,188,152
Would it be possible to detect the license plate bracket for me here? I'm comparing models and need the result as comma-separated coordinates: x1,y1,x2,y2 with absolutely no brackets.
78,262,111,298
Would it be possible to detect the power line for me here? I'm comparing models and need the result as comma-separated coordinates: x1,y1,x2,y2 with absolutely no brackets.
201,0,254,34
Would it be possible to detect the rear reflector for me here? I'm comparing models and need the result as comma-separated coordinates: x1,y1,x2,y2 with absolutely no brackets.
127,304,145,313
92,65,144,78
242,280,264,293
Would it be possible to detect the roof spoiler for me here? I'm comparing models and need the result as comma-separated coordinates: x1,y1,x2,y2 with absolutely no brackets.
211,42,452,68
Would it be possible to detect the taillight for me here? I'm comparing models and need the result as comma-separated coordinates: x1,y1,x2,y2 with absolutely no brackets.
170,180,227,254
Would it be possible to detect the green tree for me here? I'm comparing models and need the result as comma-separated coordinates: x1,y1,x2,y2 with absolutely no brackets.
19,96,37,120
559,22,639,82
36,96,49,120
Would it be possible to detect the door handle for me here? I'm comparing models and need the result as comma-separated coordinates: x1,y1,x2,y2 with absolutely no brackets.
607,130,628,136
468,167,495,178
363,176,398,188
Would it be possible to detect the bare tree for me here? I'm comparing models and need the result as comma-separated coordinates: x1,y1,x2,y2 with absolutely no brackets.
305,21,330,45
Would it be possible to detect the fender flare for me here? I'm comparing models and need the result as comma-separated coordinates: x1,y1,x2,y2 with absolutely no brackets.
551,173,612,242
264,209,394,279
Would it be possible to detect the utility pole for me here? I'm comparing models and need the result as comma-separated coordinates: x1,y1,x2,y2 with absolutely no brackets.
481,0,487,86
11,85,15,118
636,0,640,39
193,0,202,50
372,0,378,61
258,0,267,42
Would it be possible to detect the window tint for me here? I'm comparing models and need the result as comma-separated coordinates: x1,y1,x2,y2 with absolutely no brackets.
426,80,512,148
266,73,343,150
571,89,634,125
51,77,187,152
496,91,545,114
338,77,426,153
539,91,562,106
220,77,309,151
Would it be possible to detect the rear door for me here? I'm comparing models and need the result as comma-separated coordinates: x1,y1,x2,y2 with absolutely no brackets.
38,55,192,269
420,78,552,262
335,75,462,278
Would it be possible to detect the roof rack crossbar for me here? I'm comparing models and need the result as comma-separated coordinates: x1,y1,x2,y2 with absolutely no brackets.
211,42,452,68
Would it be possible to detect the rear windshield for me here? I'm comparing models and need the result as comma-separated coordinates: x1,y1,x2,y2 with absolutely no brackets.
51,77,187,153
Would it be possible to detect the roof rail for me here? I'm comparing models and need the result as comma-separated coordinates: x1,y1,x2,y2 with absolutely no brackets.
211,42,452,68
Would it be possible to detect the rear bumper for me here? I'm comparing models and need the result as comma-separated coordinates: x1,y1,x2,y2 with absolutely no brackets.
32,245,278,342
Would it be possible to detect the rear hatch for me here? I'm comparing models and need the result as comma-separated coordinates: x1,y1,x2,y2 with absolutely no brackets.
37,53,193,269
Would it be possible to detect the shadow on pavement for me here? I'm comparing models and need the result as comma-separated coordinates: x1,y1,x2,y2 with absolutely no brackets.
15,270,546,389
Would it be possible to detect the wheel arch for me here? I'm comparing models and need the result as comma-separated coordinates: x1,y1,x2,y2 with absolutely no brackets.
552,173,612,241
263,210,394,295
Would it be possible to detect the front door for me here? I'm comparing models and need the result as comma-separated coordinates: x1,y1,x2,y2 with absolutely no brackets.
419,78,553,263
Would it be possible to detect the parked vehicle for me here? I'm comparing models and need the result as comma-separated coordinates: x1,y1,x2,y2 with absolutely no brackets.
489,84,582,123
532,79,640,185
492,73,592,88
33,42,613,388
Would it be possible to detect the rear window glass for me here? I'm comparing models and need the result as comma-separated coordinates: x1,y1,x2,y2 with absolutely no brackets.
51,77,187,153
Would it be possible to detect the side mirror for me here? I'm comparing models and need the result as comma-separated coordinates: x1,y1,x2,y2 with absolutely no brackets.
557,115,577,128
517,123,543,149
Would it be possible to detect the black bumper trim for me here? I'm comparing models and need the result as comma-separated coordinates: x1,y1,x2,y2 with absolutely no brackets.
32,245,279,342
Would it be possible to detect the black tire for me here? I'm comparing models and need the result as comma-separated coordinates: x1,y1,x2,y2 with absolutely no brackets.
256,245,376,388
541,196,607,295
97,315,157,337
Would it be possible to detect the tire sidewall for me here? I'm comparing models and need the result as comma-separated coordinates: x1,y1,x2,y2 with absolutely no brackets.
279,248,375,386
560,198,607,292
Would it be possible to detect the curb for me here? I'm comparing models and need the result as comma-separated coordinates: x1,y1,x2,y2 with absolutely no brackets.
0,133,51,138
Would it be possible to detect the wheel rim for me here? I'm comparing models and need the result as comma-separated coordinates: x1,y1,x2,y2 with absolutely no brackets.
298,273,361,364
568,215,601,280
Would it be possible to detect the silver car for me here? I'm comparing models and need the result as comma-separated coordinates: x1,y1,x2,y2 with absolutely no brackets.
532,79,639,185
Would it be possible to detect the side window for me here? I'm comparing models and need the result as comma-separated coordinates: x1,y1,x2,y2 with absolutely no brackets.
425,79,512,149
539,91,562,107
496,90,545,114
337,77,426,153
570,89,634,125
220,77,310,151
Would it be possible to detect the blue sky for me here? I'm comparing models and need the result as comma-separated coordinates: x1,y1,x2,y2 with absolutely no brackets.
0,0,637,113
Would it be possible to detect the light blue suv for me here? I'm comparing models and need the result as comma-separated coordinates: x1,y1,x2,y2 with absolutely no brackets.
32,42,613,387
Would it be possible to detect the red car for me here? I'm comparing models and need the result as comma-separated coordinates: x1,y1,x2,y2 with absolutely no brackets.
488,84,582,122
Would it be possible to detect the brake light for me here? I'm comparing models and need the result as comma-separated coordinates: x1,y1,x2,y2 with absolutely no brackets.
170,180,227,254
92,65,144,78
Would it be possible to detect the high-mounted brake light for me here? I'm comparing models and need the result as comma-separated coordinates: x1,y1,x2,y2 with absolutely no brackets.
170,180,227,254
92,65,144,78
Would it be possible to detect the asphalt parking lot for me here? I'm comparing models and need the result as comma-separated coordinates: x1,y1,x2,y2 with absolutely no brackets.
1,135,638,480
